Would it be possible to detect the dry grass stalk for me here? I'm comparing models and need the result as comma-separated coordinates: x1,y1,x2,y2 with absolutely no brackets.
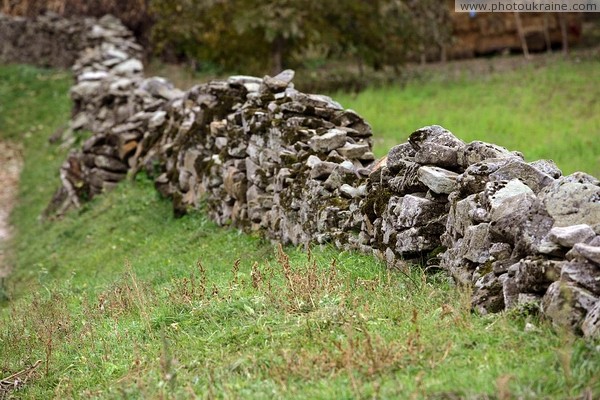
0,359,42,399
256,244,344,313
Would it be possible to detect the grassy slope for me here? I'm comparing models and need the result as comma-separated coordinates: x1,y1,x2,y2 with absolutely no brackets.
0,63,599,399
335,59,600,177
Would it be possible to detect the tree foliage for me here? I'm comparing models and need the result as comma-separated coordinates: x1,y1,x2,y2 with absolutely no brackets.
148,0,452,75
4,0,451,75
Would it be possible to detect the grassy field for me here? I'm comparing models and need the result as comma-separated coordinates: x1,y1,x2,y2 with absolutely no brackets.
0,62,599,399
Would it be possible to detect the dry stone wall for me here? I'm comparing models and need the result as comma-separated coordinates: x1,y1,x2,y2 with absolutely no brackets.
367,127,600,338
2,13,599,338
0,12,141,69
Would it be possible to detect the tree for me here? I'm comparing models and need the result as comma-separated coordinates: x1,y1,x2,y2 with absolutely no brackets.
325,1,413,73
231,0,328,74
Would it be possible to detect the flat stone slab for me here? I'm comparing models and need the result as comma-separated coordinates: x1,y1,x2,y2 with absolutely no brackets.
309,129,347,152
417,166,458,194
484,179,534,211
337,143,369,159
549,224,596,248
571,243,600,265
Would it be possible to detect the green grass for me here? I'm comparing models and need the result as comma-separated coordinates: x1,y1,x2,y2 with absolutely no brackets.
334,59,600,177
1,63,599,399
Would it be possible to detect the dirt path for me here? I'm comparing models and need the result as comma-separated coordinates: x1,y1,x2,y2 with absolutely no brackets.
0,141,23,278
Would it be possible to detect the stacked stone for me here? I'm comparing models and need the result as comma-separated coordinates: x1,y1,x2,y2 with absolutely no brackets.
50,68,376,249
0,12,147,138
0,12,92,68
131,70,375,247
429,128,600,337
42,14,183,217
143,80,249,221
44,76,183,217
69,14,145,135
359,126,469,265
235,71,374,245
359,125,600,337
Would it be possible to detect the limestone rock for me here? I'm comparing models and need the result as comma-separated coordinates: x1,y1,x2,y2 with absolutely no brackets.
582,302,600,338
112,58,143,75
394,194,446,230
94,155,128,172
409,125,465,150
263,69,295,92
395,226,444,253
490,242,512,262
228,75,262,92
387,143,416,173
309,129,347,152
542,281,599,333
446,193,487,239
473,273,505,314
456,158,516,195
387,160,426,194
570,243,600,265
529,159,562,179
549,224,596,248
538,175,600,227
309,159,338,180
148,111,167,129
489,160,555,193
414,142,459,168
340,184,366,199
483,179,534,211
559,171,599,186
560,259,600,295
306,155,322,168
337,143,369,159
78,71,109,81
23,10,600,338
507,257,563,294
417,166,458,194
71,81,102,98
458,141,522,168
462,223,492,264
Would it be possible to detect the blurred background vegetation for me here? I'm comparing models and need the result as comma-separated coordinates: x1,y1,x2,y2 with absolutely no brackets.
5,0,599,93
148,0,450,76
2,0,450,77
